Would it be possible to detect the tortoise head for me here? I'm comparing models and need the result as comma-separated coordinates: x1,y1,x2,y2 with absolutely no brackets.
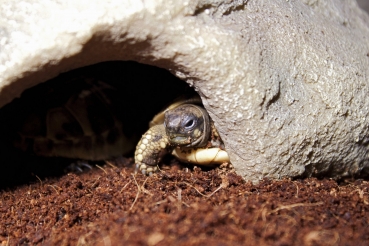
164,104,210,148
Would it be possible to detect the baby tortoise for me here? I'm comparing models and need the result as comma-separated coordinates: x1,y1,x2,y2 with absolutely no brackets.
134,95,230,175
10,77,229,172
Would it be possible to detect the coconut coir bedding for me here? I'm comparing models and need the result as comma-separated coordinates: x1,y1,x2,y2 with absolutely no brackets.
0,159,368,245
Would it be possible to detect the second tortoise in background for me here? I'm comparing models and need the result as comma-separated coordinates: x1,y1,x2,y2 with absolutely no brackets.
9,75,229,173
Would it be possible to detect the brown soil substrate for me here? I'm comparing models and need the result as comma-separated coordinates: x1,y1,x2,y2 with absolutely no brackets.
0,159,368,246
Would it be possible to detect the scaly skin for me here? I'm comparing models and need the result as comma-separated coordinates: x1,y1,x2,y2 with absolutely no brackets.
134,124,170,175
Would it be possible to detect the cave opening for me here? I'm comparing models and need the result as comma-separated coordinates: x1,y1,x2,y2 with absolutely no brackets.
0,61,195,189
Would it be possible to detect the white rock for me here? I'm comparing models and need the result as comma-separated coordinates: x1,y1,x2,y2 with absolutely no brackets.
1,0,369,182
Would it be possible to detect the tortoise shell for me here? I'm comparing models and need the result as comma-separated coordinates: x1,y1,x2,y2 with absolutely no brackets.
12,77,135,160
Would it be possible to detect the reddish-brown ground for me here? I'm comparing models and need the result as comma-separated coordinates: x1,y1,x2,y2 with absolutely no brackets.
0,159,368,246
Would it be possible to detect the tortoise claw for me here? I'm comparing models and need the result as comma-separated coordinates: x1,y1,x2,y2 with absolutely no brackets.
134,162,158,176
65,160,93,173
134,163,140,173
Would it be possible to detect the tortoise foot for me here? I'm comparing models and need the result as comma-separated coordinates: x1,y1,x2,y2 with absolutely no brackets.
134,124,170,175
134,163,158,176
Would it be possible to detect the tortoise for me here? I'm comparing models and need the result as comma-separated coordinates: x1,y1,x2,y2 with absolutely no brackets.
11,77,136,161
134,95,230,175
10,77,230,172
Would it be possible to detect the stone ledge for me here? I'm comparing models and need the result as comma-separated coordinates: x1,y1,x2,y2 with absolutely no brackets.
1,0,369,182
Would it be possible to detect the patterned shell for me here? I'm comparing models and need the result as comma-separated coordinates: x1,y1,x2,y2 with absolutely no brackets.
13,77,134,160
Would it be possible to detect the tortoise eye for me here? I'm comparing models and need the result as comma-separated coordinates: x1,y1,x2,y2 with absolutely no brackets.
184,118,196,130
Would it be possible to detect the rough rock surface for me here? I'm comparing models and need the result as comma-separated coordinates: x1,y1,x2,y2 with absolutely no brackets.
1,0,369,182
358,0,369,13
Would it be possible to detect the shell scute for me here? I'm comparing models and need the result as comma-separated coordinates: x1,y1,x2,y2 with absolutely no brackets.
13,77,133,160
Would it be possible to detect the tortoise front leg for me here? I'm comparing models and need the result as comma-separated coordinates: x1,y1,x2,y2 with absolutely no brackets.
134,124,171,175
